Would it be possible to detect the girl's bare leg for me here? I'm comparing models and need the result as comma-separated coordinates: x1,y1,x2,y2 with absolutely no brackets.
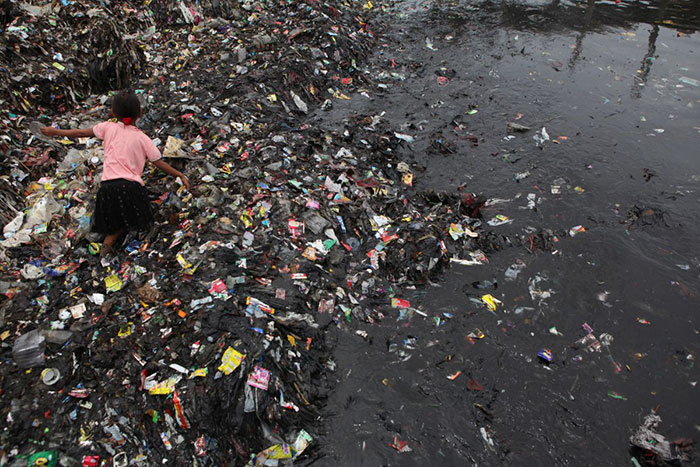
103,230,124,248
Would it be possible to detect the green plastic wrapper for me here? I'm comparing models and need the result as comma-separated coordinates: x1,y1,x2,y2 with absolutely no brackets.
27,451,58,467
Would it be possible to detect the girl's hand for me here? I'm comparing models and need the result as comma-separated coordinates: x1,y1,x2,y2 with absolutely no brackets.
178,174,190,191
41,126,58,136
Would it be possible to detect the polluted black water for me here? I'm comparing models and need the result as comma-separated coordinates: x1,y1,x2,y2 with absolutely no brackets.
317,1,699,465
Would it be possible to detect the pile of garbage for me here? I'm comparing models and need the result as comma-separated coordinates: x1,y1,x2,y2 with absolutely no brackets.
0,1,576,466
0,0,152,113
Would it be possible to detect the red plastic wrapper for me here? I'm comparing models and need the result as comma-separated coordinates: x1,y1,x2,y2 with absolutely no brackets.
194,435,207,457
173,390,190,430
389,435,412,453
68,388,91,398
391,298,410,309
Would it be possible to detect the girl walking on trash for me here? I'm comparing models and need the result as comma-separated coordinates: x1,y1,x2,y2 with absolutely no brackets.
41,91,189,256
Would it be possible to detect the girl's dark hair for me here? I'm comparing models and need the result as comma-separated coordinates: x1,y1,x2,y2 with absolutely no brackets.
112,91,141,120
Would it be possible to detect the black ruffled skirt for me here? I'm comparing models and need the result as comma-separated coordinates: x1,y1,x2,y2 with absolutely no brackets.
92,178,153,234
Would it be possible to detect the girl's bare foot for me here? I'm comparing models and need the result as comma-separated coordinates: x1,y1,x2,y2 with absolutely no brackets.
101,230,124,257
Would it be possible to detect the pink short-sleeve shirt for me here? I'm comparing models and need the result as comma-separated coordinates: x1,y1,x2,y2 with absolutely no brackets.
93,121,161,185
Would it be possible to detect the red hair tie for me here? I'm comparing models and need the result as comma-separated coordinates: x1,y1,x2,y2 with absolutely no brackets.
122,117,133,125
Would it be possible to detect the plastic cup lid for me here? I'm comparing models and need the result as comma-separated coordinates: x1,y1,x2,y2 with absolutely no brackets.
41,368,61,385
112,451,128,467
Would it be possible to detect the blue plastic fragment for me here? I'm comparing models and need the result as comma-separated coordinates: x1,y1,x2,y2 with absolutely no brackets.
537,348,553,362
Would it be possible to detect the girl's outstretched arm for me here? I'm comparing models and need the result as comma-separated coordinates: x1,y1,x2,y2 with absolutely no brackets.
41,127,95,138
151,159,190,191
